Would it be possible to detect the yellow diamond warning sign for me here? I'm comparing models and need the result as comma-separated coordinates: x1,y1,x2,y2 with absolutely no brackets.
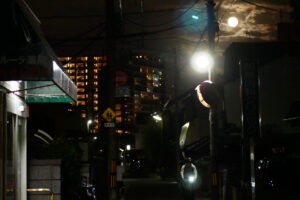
102,107,116,122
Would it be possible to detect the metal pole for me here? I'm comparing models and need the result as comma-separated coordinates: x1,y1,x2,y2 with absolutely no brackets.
206,1,219,200
104,0,117,199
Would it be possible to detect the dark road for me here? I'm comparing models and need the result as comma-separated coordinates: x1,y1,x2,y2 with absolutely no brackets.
121,178,210,200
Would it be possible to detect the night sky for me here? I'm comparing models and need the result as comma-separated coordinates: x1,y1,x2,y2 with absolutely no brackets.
26,0,293,95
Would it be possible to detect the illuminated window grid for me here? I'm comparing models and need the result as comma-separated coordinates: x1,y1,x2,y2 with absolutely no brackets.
60,56,108,135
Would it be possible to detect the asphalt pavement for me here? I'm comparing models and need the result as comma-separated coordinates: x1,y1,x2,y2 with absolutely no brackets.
120,177,210,200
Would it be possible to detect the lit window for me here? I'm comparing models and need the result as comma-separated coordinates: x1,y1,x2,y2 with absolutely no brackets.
147,87,153,93
94,107,98,111
116,117,122,123
77,82,85,87
117,130,123,134
146,74,153,80
115,104,122,110
153,74,159,81
81,113,86,118
77,101,86,106
153,94,160,100
153,82,159,87
78,88,85,93
116,111,122,116
78,94,85,99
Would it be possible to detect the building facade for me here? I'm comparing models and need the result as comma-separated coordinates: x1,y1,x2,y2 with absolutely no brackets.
0,1,77,199
58,54,165,148
115,54,165,149
59,56,107,134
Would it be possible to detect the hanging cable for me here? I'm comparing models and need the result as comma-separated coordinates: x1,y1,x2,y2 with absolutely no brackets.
240,0,290,15
53,22,105,46
124,0,201,28
193,26,208,53
63,25,107,65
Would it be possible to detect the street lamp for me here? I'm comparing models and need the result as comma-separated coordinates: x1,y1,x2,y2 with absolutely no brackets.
87,119,93,132
152,113,162,121
190,51,214,80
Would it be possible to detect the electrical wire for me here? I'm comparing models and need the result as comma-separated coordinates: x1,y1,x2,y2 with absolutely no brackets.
193,26,208,53
119,21,205,39
8,83,55,93
53,23,105,46
63,25,107,65
239,0,290,15
124,0,201,28
37,7,202,20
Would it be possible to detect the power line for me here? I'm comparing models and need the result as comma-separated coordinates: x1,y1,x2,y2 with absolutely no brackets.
240,0,290,14
119,21,205,38
38,7,202,20
51,20,205,43
124,0,201,28
193,26,208,53
53,23,105,46
63,25,107,64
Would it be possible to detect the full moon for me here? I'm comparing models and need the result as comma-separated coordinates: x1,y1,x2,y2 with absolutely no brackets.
227,16,239,28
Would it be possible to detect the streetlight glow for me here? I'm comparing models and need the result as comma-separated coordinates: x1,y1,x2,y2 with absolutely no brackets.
87,119,93,132
227,16,238,28
153,114,162,121
191,52,214,73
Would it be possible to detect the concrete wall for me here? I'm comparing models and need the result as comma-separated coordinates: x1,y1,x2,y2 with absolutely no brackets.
28,159,62,200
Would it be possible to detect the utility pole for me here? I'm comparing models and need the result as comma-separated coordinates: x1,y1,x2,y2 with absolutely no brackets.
99,0,117,199
206,1,219,200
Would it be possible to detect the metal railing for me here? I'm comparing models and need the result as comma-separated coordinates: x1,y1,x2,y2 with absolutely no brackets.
27,188,54,200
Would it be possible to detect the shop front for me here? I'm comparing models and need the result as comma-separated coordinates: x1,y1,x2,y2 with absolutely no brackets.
0,0,77,199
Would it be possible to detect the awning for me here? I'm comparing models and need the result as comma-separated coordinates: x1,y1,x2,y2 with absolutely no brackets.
0,0,76,103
